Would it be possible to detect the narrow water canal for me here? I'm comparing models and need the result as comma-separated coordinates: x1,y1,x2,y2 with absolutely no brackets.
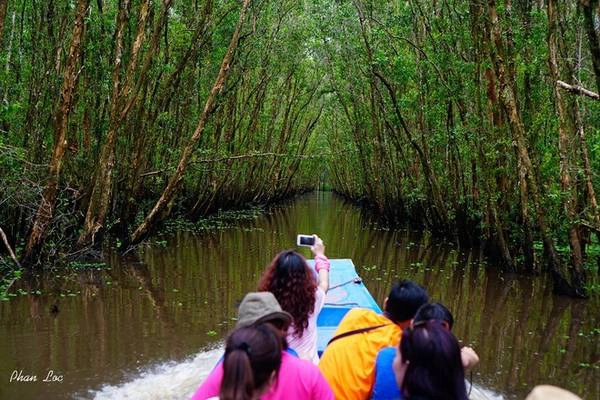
1,192,598,399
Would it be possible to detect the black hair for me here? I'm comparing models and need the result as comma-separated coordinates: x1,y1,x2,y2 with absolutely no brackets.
399,320,468,400
414,302,454,330
384,280,429,323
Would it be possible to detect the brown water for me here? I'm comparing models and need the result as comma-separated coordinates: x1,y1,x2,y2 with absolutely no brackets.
1,192,598,399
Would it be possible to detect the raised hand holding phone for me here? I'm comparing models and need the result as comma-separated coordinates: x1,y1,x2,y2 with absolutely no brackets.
308,234,329,293
310,235,325,257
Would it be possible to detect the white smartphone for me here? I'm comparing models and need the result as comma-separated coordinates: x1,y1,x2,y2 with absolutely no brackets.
297,234,315,247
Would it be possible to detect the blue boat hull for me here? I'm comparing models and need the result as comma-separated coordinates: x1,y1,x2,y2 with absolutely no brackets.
308,259,382,356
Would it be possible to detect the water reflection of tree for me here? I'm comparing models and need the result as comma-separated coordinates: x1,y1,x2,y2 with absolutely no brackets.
506,277,533,391
123,258,183,357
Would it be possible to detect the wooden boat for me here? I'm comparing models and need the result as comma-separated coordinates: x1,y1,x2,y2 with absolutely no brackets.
308,258,382,356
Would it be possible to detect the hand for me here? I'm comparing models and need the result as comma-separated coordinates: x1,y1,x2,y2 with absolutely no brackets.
460,346,479,370
310,235,325,257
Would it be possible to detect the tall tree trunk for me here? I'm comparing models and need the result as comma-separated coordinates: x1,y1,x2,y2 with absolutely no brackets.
517,154,536,272
470,0,515,268
520,0,534,129
574,99,599,226
581,0,600,92
517,0,536,272
547,0,585,283
573,4,600,226
77,0,147,246
20,0,89,266
79,0,175,246
128,0,252,247
0,0,7,45
2,9,15,103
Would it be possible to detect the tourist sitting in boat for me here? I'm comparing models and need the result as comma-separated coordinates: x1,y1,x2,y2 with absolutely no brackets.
192,292,334,400
318,280,429,400
392,320,469,400
412,303,479,369
257,235,330,364
371,302,479,399
214,324,282,400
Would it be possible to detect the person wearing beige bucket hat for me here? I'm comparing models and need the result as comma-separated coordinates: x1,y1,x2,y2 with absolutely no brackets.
234,292,293,330
191,292,334,400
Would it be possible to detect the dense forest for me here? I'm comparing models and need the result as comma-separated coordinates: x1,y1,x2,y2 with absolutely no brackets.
318,0,600,297
0,0,325,264
0,0,599,298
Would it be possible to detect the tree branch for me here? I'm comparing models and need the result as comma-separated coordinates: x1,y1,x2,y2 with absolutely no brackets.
0,226,22,269
556,80,600,100
581,220,600,235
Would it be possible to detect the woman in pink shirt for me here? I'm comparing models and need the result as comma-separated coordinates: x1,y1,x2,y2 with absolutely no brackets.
257,236,330,364
217,324,282,400
192,292,333,400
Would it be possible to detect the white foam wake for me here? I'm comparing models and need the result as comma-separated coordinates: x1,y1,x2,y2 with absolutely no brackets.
87,345,503,400
90,346,223,400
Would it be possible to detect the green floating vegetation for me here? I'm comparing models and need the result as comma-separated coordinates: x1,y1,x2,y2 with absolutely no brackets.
578,328,600,338
583,282,600,295
163,206,266,235
68,261,109,270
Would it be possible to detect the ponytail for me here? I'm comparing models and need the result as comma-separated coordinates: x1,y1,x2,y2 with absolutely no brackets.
220,324,282,400
221,348,255,400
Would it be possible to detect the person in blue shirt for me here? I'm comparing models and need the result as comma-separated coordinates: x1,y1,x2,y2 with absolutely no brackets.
371,303,479,400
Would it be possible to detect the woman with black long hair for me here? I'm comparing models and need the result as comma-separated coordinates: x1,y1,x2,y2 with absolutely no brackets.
218,324,282,400
393,320,468,400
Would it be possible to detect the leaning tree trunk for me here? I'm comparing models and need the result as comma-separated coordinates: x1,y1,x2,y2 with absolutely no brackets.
20,0,89,266
128,0,252,247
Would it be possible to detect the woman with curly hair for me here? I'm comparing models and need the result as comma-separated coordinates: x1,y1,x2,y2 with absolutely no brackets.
257,235,330,364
